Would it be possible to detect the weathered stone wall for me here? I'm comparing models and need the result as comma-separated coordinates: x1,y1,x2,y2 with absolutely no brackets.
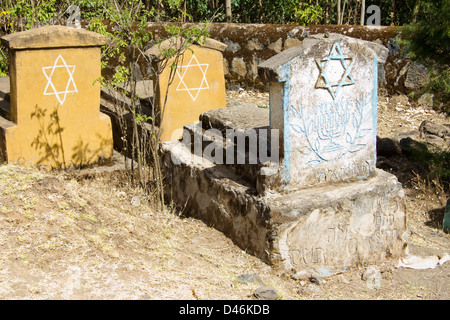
97,22,429,99
143,23,414,94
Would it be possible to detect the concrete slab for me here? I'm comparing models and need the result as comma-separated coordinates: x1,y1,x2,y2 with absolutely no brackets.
200,104,269,133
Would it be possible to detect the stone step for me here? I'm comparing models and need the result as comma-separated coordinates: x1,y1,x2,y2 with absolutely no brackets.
0,77,11,121
100,79,154,119
0,77,10,101
163,138,255,191
199,103,270,135
182,121,263,187
180,103,278,189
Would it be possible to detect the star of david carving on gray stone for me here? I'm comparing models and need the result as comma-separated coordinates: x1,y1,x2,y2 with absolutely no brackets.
315,42,355,99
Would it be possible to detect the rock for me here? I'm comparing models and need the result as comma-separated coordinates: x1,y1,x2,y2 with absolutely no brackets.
310,273,326,285
131,196,141,207
250,57,264,79
223,58,229,75
131,62,143,81
291,269,311,280
439,253,450,265
283,37,302,50
389,94,409,106
388,38,400,56
256,162,280,196
394,63,409,87
254,286,279,300
376,156,399,172
395,130,420,142
288,28,300,37
361,265,381,289
361,265,379,281
417,93,434,108
444,200,450,234
373,39,383,45
423,134,445,146
224,39,241,53
231,57,247,77
378,64,386,86
397,255,441,269
236,274,266,286
405,62,429,89
246,38,263,51
116,191,126,198
200,37,228,52
399,137,428,156
336,274,350,284
268,38,283,54
377,137,402,157
228,84,243,91
419,120,450,139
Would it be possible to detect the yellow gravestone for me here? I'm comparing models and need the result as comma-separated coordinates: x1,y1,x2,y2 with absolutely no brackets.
0,26,113,168
146,37,227,142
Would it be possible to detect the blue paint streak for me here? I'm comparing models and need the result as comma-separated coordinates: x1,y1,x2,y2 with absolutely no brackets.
372,56,378,167
282,64,291,185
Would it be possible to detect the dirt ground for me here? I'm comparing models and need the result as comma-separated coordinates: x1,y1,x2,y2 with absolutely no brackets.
0,90,448,300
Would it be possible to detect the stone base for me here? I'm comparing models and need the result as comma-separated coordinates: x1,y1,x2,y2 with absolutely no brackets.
270,170,407,275
162,140,407,275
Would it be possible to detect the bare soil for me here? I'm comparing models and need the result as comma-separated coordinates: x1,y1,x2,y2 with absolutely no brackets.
0,90,448,300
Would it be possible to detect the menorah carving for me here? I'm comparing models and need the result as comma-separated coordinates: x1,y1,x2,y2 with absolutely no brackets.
290,93,371,168
316,99,351,154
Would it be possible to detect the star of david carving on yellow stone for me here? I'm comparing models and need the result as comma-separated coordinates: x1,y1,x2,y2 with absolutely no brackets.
42,55,78,105
315,42,355,100
175,54,209,101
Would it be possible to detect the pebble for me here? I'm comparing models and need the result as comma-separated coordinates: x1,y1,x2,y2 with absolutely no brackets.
236,274,266,286
309,273,326,285
131,196,141,207
253,286,279,300
291,270,311,280
361,265,381,290
336,274,350,284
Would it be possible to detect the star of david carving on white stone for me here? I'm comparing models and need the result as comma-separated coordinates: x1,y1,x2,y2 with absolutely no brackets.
42,55,78,105
175,54,209,101
315,42,355,100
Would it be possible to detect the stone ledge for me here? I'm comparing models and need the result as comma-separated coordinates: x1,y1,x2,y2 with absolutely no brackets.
268,169,407,274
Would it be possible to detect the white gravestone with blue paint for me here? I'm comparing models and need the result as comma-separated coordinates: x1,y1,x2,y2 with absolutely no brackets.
257,34,407,275
260,34,384,189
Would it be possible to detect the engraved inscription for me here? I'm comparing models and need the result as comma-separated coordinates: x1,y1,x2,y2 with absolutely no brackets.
317,161,372,183
290,248,326,265
289,195,402,267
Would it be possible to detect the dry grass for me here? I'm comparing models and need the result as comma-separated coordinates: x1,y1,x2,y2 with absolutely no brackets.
0,162,448,300
0,164,295,299
0,91,448,300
